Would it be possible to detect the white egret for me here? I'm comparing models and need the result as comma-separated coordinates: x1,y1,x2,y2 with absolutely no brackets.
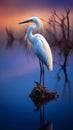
19,17,53,84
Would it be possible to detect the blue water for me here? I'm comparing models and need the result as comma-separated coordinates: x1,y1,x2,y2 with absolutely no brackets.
0,49,73,130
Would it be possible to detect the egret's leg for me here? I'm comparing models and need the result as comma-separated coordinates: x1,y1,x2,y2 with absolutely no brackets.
39,61,45,86
39,60,42,84
42,64,44,87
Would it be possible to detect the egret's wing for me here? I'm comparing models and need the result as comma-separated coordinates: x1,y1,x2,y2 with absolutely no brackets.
33,34,53,70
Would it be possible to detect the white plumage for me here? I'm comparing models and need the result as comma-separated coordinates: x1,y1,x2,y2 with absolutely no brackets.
19,16,53,71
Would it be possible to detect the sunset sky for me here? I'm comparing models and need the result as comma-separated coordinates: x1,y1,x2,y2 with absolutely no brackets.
0,0,73,28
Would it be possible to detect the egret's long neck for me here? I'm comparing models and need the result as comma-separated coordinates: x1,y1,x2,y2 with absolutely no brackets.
26,20,40,43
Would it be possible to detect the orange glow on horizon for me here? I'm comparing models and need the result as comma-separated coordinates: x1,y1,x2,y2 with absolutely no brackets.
0,9,48,31
0,7,73,31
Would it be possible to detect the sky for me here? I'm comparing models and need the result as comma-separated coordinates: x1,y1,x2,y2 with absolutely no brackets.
0,0,73,31
0,0,73,9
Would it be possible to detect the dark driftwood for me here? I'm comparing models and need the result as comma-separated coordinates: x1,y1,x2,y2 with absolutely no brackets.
29,81,58,109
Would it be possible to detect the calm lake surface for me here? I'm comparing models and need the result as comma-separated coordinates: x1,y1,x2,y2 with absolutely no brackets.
0,47,73,130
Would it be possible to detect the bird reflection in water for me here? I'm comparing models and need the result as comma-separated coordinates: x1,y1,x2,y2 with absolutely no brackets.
30,82,54,130
29,72,58,130
39,105,53,130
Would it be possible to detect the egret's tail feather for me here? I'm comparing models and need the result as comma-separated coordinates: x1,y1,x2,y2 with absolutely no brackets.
47,65,53,71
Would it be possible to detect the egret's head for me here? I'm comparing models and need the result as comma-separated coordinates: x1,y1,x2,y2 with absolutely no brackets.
29,17,41,23
19,16,43,28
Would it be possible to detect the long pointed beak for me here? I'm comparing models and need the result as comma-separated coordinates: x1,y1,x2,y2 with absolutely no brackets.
18,19,31,24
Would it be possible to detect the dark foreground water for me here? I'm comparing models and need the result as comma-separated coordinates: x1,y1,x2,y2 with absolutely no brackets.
0,49,73,130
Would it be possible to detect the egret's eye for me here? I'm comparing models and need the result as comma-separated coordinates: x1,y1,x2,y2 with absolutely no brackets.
30,19,33,22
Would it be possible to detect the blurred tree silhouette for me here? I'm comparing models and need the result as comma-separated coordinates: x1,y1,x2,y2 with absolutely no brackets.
6,28,15,48
45,8,73,68
5,27,34,55
43,8,73,96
